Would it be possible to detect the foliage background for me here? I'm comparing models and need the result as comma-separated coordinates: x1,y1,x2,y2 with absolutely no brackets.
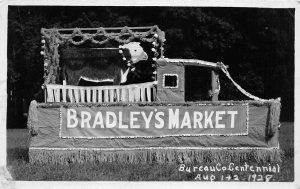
7,6,295,128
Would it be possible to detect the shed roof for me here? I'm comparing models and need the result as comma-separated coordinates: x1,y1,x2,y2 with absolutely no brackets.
159,58,222,69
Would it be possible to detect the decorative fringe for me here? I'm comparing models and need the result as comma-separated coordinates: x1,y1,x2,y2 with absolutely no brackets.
29,148,282,165
36,100,276,108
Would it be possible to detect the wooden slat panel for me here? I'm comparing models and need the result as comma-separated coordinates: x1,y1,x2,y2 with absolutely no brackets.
47,87,54,102
152,86,157,101
104,90,109,102
68,89,74,103
62,80,67,102
121,88,126,102
45,81,157,103
62,87,66,102
116,88,120,102
134,87,140,102
92,89,97,103
109,89,114,102
86,88,91,103
98,89,102,103
128,87,134,102
151,85,155,101
146,87,151,102
132,87,136,102
54,88,60,102
80,89,85,103
74,89,79,103
141,87,145,102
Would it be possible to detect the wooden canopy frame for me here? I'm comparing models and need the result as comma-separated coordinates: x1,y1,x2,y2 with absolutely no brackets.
40,25,166,86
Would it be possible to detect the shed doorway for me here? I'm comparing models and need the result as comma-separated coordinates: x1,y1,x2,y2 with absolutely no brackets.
185,66,211,101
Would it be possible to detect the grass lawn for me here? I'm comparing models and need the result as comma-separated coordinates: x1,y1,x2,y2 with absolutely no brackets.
6,122,294,181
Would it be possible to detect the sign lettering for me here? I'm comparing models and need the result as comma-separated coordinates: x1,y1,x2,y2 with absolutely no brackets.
60,104,248,138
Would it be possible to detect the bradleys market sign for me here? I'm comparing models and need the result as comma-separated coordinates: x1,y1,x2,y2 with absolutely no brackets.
60,104,248,138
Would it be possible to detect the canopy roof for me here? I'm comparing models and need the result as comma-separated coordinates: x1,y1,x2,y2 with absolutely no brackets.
41,25,165,46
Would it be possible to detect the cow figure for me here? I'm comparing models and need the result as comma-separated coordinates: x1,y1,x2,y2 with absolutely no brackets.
62,42,148,86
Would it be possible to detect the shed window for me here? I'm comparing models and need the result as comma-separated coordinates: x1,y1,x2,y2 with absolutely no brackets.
163,74,178,88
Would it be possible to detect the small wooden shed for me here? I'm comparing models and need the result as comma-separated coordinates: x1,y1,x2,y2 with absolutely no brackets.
156,58,220,102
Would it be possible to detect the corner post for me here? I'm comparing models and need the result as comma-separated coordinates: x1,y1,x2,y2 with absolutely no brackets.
211,69,219,101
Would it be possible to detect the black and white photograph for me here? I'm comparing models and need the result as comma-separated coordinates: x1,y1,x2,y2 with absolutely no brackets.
1,0,299,188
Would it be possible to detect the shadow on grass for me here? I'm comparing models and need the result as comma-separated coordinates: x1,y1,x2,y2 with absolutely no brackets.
7,147,30,180
7,148,29,163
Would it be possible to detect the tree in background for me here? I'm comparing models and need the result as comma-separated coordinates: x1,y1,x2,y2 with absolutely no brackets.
7,6,294,127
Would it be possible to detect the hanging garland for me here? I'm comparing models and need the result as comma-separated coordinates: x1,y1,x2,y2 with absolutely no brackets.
118,45,136,72
41,30,62,85
41,25,166,47
217,62,278,102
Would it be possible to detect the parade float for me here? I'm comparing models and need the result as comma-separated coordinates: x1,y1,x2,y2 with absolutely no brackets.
27,25,281,164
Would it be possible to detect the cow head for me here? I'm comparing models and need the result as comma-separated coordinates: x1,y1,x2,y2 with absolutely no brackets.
122,42,148,64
